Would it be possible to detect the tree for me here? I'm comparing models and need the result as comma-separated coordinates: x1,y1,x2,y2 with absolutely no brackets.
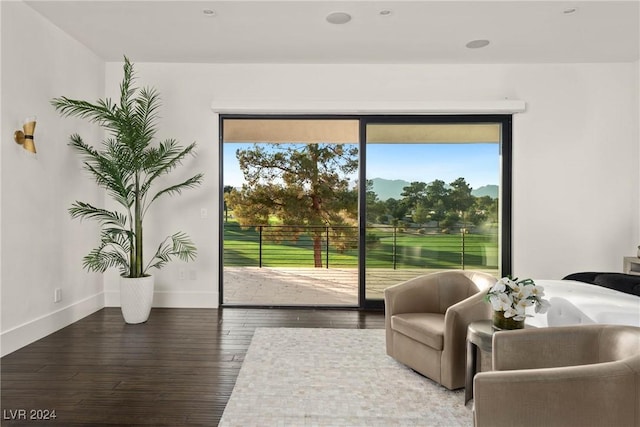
383,198,409,226
448,177,475,214
424,179,449,226
440,211,460,232
223,185,234,223
447,177,474,232
400,181,427,213
365,179,386,224
469,195,497,227
412,202,430,225
226,143,358,267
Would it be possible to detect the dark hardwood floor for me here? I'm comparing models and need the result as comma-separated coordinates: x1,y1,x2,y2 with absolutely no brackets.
1,307,385,426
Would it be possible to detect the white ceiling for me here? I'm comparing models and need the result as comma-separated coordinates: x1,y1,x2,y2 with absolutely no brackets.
26,1,640,64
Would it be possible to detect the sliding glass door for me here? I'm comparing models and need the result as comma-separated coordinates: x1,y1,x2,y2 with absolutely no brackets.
220,115,511,309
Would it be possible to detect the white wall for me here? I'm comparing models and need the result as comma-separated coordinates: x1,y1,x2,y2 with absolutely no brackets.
511,63,639,277
0,1,105,356
104,61,639,304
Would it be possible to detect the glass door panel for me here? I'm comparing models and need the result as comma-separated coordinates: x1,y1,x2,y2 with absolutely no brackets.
221,117,360,306
363,121,504,305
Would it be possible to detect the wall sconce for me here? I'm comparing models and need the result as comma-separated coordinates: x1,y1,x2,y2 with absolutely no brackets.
14,117,37,154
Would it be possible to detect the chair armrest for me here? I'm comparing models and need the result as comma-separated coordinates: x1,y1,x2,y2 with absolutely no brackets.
439,291,491,388
474,362,637,427
492,326,601,370
444,291,491,349
384,276,440,316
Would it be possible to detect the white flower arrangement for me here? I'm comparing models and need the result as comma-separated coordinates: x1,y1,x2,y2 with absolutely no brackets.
486,277,551,321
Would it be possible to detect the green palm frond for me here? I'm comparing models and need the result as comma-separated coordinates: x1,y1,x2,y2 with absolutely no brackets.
145,239,173,271
69,135,133,206
82,227,132,275
144,174,204,216
143,139,183,171
118,56,137,116
169,232,198,262
141,140,198,192
82,244,129,276
134,87,161,143
50,97,119,131
102,227,133,249
69,202,128,228
68,133,100,160
105,139,140,184
84,162,132,207
145,232,197,273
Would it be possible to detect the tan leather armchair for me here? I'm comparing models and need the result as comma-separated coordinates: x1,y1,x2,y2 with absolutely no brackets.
474,325,640,427
384,270,496,390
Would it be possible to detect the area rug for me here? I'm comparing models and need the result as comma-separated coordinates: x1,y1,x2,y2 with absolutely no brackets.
219,328,472,426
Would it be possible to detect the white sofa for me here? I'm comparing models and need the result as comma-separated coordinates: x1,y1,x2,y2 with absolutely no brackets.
525,279,640,328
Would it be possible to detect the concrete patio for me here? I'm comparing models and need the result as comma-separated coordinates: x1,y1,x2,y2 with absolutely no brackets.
222,267,498,306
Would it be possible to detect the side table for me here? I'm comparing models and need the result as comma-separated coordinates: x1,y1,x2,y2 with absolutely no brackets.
464,320,495,405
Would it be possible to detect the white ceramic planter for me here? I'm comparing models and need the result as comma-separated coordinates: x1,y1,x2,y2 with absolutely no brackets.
120,275,154,324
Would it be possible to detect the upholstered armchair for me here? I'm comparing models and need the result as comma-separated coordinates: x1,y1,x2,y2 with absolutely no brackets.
473,325,640,427
384,270,496,390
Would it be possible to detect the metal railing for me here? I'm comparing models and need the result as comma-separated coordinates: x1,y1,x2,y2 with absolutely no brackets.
224,223,499,271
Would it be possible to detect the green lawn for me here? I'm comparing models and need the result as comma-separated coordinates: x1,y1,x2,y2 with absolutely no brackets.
224,222,498,270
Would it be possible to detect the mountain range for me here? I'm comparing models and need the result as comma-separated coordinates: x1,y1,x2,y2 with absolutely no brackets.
370,178,498,201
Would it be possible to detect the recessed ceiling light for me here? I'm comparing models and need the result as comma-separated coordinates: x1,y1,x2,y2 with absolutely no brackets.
466,39,490,49
326,12,352,25
379,10,392,16
203,9,216,16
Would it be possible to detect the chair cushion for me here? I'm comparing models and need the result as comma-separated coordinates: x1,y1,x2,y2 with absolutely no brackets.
390,313,446,350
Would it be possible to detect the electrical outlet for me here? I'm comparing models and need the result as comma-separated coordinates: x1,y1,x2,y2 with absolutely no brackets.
200,208,208,218
54,288,62,303
179,269,187,280
189,270,197,280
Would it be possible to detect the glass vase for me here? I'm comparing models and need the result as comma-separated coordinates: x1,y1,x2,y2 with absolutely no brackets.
492,310,525,330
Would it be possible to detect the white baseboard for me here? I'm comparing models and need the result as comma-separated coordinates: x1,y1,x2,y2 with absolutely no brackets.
1,292,105,357
104,290,219,308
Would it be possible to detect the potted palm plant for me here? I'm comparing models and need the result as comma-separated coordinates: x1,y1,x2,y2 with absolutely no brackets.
52,57,203,324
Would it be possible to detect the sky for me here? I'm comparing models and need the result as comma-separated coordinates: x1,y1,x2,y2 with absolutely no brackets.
367,143,499,188
223,142,499,189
